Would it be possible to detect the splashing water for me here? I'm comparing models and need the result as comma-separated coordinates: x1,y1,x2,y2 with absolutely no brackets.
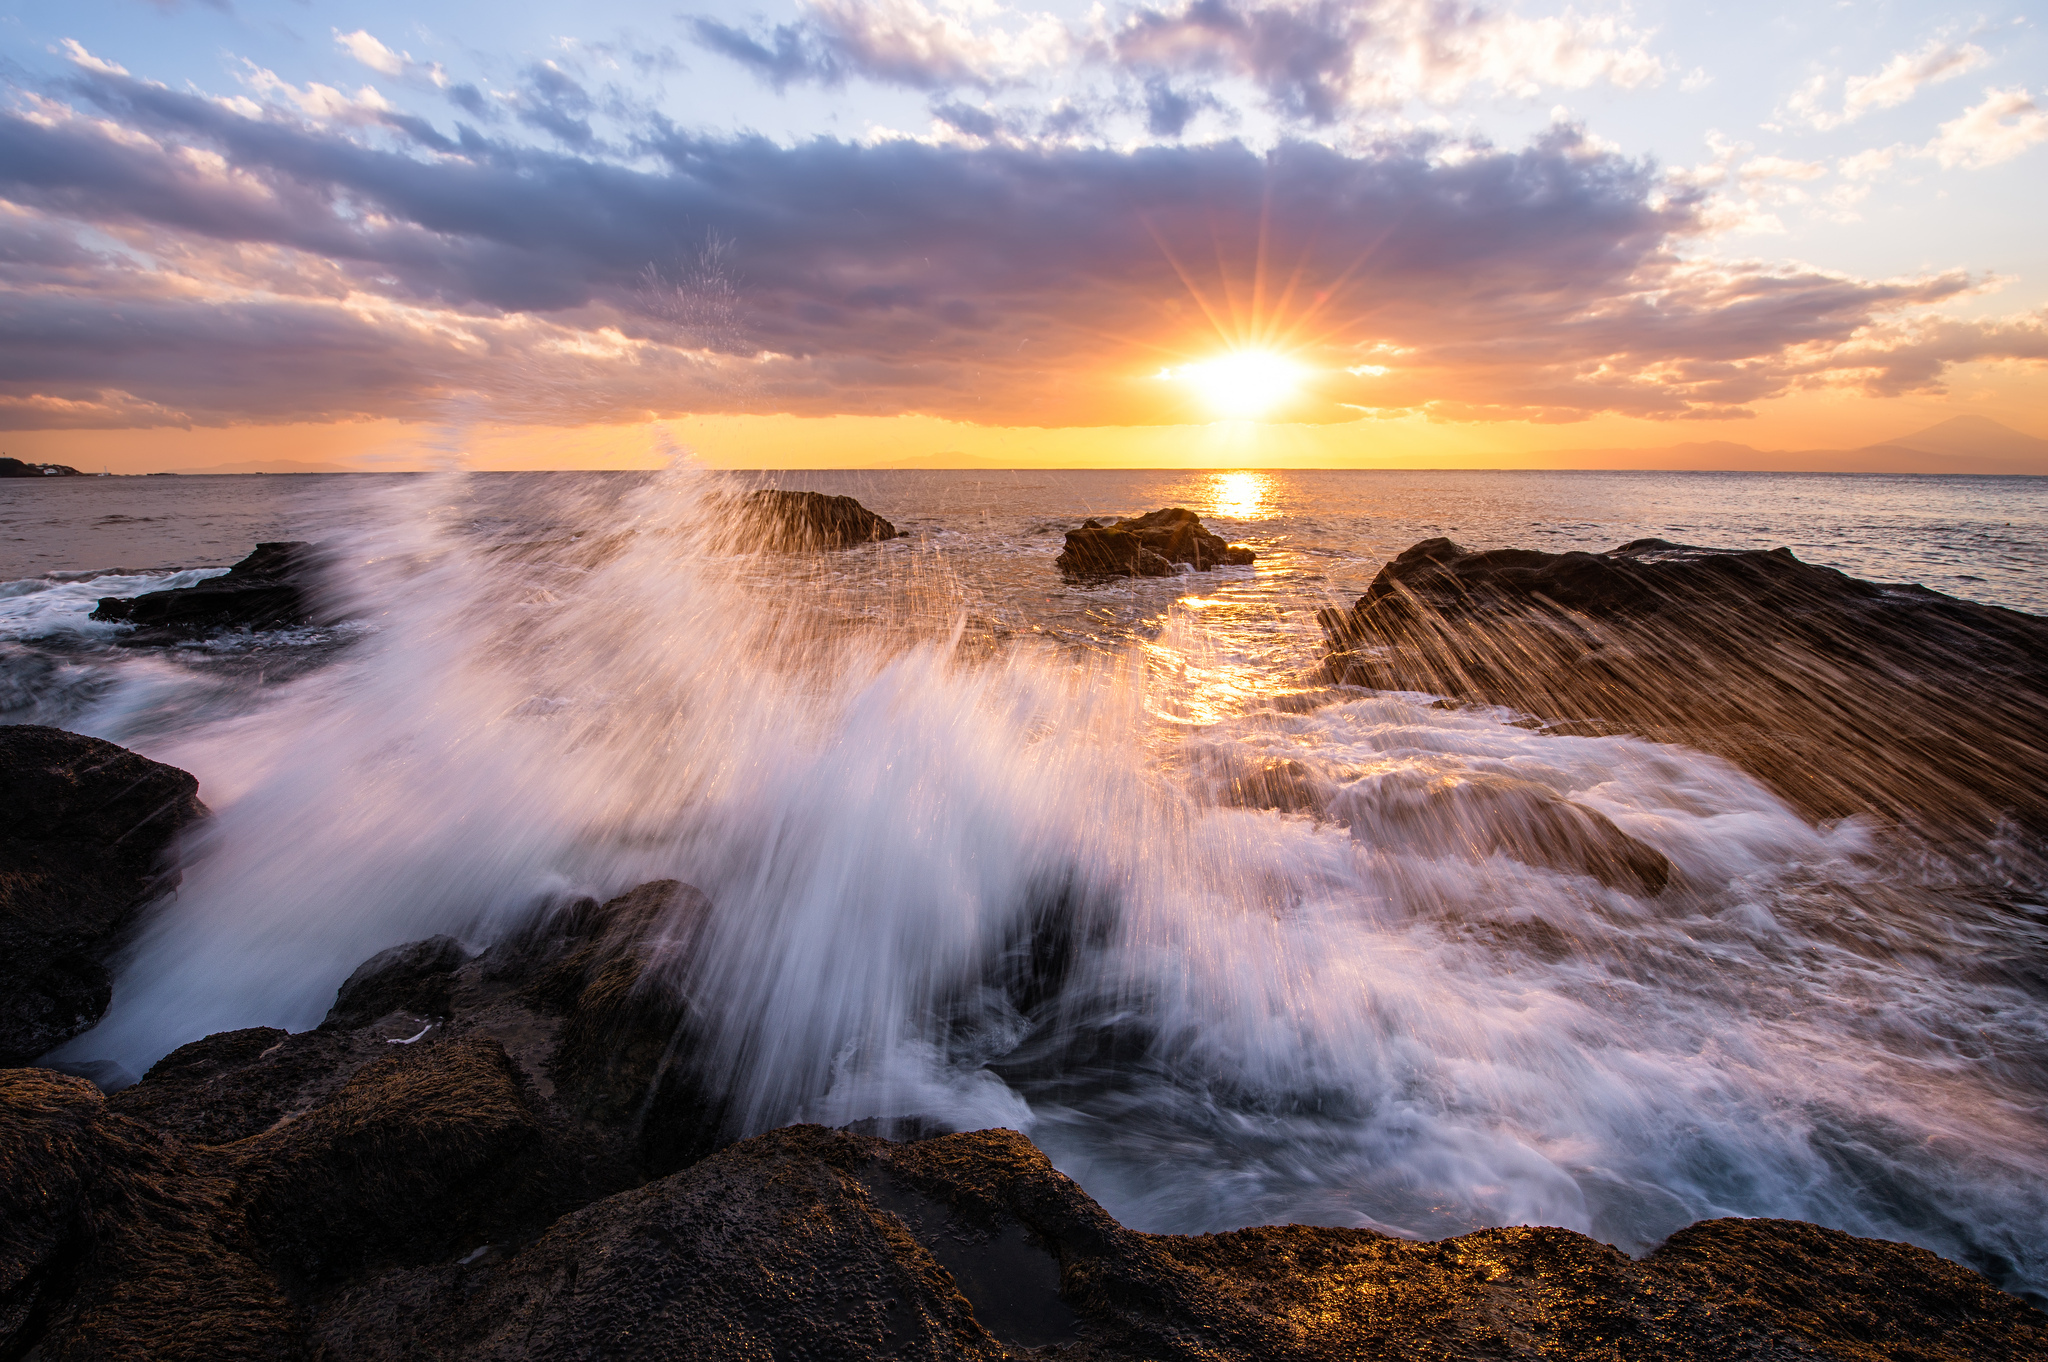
19,466,2048,1299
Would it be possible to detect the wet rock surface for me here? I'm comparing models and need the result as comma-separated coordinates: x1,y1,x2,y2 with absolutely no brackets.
90,541,328,636
4,873,2043,1357
724,489,906,550
0,727,208,1065
1318,537,2048,841
1058,507,1255,580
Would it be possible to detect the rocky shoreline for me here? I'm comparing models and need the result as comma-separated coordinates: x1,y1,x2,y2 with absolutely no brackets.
6,525,2048,1358
8,871,2045,1360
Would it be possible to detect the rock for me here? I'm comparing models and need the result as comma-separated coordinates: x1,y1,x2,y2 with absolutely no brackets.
21,874,2043,1360
1318,537,2048,840
1221,757,1329,815
724,490,905,550
513,880,724,1173
0,1069,301,1360
308,1123,2048,1361
1058,507,1256,579
227,1034,566,1287
1328,771,1672,895
323,936,468,1029
90,542,327,632
0,727,208,1065
104,1028,322,1146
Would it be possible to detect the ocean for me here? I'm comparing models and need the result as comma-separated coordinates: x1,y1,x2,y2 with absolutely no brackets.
4,466,2046,1297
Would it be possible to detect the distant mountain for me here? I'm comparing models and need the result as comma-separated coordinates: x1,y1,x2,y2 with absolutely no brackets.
1882,415,2048,464
1527,416,2046,475
162,458,361,475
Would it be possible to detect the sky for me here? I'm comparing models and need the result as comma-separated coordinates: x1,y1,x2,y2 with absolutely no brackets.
0,0,2043,471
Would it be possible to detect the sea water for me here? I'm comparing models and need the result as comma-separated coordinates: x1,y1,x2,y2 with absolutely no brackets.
4,466,2045,1298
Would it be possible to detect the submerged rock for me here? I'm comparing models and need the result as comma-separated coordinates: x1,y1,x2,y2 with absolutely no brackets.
1058,507,1255,579
1318,537,2048,840
1329,771,1672,896
0,727,207,1065
724,490,905,550
90,541,327,633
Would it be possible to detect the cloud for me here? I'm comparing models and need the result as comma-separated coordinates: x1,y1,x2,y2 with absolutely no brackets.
0,59,2038,432
1929,86,2048,168
1784,38,1988,131
511,63,598,147
689,0,1067,92
692,0,1661,120
1110,0,1665,125
335,29,450,89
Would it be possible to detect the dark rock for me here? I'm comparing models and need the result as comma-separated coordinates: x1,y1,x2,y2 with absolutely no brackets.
0,1068,301,1360
1318,537,2048,840
307,1122,2048,1361
31,874,2046,1360
1329,771,1672,895
1058,506,1256,579
498,880,723,1174
228,1034,564,1287
0,726,208,1065
723,490,905,550
104,1028,319,1145
323,935,468,1029
90,541,327,632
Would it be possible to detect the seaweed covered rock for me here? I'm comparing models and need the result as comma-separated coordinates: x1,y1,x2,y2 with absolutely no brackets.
17,874,2045,1360
1058,507,1255,579
228,1035,560,1286
323,936,469,1030
1317,537,2048,839
312,1124,2048,1361
91,542,327,632
0,1069,300,1361
724,490,905,550
0,727,207,1065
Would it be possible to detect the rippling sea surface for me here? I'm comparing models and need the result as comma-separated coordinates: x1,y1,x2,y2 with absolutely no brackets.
6,467,2047,1300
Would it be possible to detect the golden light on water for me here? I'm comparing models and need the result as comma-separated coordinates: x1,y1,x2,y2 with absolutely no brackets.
1160,350,1307,419
1211,471,1270,519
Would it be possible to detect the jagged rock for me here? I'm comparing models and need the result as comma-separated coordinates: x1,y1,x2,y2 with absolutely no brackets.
1329,771,1672,895
106,1028,338,1147
17,875,2043,1360
1057,507,1255,579
308,1123,2048,1361
0,1069,300,1361
0,727,208,1065
323,936,469,1030
90,542,327,632
724,490,905,550
228,1035,563,1286
1318,537,2048,839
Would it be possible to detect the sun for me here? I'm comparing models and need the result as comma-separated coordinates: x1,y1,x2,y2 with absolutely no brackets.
1160,350,1306,420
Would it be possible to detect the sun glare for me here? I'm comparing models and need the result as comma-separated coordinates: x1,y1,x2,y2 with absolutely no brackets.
1212,471,1268,519
1161,350,1305,420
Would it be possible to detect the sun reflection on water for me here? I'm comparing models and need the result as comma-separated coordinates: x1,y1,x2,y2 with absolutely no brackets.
1211,471,1270,520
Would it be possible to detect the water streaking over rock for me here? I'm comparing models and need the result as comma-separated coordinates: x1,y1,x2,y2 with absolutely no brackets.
6,466,2047,1304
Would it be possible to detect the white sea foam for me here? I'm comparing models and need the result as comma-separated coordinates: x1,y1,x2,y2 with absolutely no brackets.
41,465,2048,1296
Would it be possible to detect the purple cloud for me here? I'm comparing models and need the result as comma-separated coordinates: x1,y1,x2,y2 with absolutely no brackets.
0,59,2030,430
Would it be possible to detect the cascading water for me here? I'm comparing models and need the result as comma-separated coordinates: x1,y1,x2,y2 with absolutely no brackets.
15,464,2048,1300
